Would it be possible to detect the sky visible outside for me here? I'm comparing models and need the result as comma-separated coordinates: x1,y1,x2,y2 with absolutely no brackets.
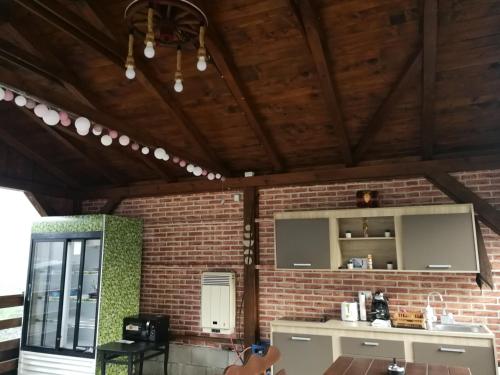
0,188,40,296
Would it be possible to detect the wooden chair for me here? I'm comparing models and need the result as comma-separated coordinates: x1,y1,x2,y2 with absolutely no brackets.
223,346,286,375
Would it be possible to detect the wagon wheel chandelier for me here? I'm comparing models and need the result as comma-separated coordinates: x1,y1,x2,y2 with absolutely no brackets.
124,0,209,92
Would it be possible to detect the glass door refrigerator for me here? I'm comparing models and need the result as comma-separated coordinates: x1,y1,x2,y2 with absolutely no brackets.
19,215,143,375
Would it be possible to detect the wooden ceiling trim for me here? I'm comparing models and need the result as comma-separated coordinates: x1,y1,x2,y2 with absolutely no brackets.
80,154,500,199
24,192,52,216
99,196,123,215
0,175,71,198
291,0,353,166
15,0,229,174
18,108,122,185
353,50,423,163
426,170,500,235
205,31,284,171
0,121,79,188
421,0,438,160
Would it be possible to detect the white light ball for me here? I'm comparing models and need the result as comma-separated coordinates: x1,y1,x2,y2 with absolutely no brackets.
14,95,27,107
215,173,222,179
43,109,60,126
144,42,155,59
193,166,203,176
197,56,207,71
101,135,112,146
34,104,48,118
162,153,170,161
92,125,103,136
0,87,4,101
154,147,166,160
174,79,183,93
186,164,194,173
207,173,215,180
75,117,91,135
119,135,130,146
125,66,136,80
25,99,36,109
141,146,150,155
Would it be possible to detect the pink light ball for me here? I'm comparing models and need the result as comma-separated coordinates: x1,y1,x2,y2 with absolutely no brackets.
92,125,103,136
3,90,14,101
60,117,71,127
25,99,36,109
179,160,187,167
109,130,119,139
59,112,69,121
172,156,180,164
202,170,208,176
131,143,140,151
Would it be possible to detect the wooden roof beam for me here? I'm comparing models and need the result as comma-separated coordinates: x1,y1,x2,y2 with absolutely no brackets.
353,50,422,163
205,32,284,171
0,174,72,198
14,0,229,175
80,153,500,199
99,196,123,214
421,0,438,159
291,0,353,165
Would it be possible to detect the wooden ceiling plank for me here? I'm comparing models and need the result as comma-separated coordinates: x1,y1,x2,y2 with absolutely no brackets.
80,154,500,199
426,170,500,235
421,0,438,160
0,174,72,198
205,32,284,171
0,121,79,188
18,108,122,185
353,50,423,163
14,0,229,175
291,0,353,165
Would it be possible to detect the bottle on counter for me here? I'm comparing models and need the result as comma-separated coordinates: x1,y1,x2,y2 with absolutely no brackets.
367,254,373,269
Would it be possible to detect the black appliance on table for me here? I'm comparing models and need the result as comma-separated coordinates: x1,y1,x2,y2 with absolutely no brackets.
98,314,170,375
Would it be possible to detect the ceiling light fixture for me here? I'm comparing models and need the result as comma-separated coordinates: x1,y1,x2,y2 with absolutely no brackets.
124,0,209,92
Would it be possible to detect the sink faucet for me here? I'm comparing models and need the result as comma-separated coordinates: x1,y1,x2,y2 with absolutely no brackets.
425,292,445,329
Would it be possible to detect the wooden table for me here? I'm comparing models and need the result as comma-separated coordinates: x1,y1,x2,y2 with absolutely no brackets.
325,356,471,375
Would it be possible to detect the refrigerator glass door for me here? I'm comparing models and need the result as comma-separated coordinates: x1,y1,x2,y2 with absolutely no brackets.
76,239,101,353
25,241,65,349
60,240,83,350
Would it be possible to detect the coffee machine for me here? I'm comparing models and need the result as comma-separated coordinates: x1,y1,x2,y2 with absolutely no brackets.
370,291,390,321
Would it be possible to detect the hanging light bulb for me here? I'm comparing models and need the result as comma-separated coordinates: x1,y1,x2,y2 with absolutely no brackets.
25,99,36,109
14,95,27,107
179,160,186,167
3,90,13,101
207,173,215,180
193,166,203,176
34,104,48,118
174,46,184,93
109,130,119,139
187,164,194,173
119,135,130,146
92,125,103,136
141,146,150,155
131,143,140,151
197,25,207,71
125,32,136,80
61,117,71,127
43,109,60,126
101,135,113,146
215,173,222,180
154,147,166,160
162,153,170,161
75,117,91,136
144,7,156,59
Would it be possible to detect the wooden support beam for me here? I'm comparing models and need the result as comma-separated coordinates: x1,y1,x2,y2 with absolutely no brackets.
243,187,258,348
425,170,500,235
421,0,438,159
353,50,422,162
206,32,284,171
14,0,229,174
24,192,54,216
0,175,71,198
80,154,500,199
0,119,79,188
99,196,123,214
291,0,353,165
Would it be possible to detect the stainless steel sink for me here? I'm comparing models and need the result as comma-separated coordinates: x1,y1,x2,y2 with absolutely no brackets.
430,324,489,334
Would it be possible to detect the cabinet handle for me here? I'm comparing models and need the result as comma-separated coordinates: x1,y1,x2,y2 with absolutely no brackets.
427,265,452,269
439,347,466,353
362,342,380,347
291,336,311,342
293,263,312,267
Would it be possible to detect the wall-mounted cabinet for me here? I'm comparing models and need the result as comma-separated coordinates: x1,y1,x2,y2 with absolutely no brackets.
274,204,479,273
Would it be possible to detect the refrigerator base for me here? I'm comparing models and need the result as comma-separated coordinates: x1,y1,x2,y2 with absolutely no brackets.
19,350,96,375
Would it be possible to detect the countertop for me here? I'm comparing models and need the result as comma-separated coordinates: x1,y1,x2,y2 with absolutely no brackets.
271,318,494,339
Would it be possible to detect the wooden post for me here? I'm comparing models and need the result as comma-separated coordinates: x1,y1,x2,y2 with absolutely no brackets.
242,187,258,351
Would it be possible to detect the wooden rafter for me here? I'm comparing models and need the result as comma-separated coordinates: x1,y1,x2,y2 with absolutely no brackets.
0,118,79,188
206,32,284,171
0,174,71,198
291,0,353,165
14,0,229,175
80,154,500,199
421,0,438,159
353,50,423,163
426,170,500,235
3,27,175,182
99,196,123,214
24,192,53,216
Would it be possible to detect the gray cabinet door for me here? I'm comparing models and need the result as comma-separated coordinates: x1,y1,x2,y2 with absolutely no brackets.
273,332,333,375
413,342,495,375
340,337,405,360
275,218,331,269
401,213,477,271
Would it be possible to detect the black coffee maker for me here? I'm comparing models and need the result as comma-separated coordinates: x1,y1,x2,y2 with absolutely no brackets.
370,291,390,321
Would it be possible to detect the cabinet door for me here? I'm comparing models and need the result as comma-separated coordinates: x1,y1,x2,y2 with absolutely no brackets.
273,333,333,375
413,342,495,375
401,213,478,271
275,218,331,269
340,337,405,360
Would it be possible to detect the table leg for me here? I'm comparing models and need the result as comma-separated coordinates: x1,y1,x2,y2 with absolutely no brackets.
101,353,106,375
139,353,144,375
164,346,169,375
128,354,134,375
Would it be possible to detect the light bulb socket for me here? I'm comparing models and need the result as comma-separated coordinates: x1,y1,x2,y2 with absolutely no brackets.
197,46,206,59
175,71,183,81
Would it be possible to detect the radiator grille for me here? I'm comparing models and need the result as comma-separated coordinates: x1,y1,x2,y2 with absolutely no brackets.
19,351,95,375
201,272,234,286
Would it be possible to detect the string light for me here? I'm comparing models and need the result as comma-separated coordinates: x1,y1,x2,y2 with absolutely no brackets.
174,46,184,93
125,33,136,80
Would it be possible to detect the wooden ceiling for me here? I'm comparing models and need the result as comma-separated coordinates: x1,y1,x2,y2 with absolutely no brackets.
1,0,500,199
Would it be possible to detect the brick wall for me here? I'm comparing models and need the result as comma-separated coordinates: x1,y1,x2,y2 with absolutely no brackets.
83,170,500,358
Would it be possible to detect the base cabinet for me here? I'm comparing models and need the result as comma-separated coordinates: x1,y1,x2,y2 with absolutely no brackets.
272,333,333,375
340,337,405,360
413,342,496,375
